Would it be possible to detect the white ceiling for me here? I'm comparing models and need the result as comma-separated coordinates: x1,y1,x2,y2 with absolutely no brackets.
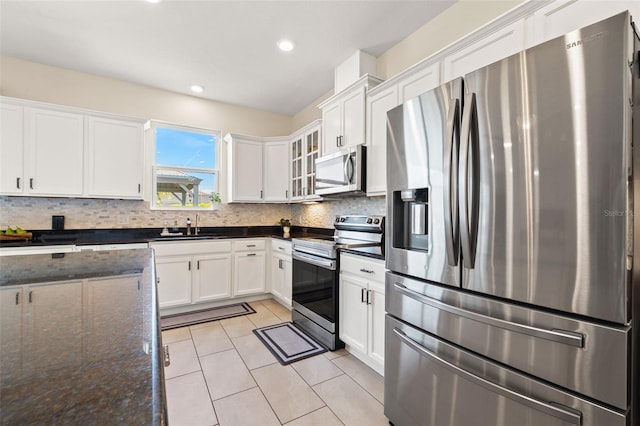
0,0,455,116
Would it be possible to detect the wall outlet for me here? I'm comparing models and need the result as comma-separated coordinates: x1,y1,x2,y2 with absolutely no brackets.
117,214,129,225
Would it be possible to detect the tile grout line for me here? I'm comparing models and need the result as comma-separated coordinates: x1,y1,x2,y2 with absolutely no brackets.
188,325,222,425
329,356,385,406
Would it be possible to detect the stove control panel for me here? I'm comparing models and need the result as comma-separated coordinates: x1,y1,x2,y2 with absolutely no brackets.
334,215,385,232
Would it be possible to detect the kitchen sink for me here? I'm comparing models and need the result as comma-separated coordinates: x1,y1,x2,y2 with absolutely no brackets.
155,233,224,241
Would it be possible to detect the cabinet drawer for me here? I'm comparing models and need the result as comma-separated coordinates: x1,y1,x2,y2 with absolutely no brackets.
232,239,266,252
150,240,231,257
271,239,292,256
340,253,385,280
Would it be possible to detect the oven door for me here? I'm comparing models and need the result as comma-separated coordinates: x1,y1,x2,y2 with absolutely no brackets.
292,252,337,331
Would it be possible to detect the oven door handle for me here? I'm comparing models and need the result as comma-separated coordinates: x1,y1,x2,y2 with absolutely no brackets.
293,251,337,270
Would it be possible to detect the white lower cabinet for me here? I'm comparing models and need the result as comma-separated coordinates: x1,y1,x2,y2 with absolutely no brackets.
269,240,292,307
339,253,386,375
232,239,266,296
150,240,232,309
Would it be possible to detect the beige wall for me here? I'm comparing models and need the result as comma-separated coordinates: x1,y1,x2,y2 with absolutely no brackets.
0,56,292,137
377,0,525,80
290,89,332,131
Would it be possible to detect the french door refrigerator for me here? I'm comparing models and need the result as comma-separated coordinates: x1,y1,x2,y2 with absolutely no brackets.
385,11,639,426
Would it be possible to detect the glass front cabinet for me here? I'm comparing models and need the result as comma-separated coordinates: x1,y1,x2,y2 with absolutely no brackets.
290,119,322,202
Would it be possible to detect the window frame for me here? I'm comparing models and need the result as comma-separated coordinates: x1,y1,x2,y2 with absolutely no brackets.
149,121,221,211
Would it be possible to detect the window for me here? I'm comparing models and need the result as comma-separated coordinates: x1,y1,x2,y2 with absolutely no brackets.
151,122,220,210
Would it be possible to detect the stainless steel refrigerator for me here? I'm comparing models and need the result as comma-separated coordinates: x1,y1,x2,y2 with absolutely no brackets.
385,11,639,426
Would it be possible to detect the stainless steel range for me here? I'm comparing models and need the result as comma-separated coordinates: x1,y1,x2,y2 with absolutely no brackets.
291,215,384,350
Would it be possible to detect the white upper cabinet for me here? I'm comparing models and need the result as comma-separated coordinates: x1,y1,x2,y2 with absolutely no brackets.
0,103,24,194
319,75,383,156
27,107,85,196
290,120,321,202
443,19,527,82
87,116,143,199
226,135,264,202
0,97,145,199
263,140,290,202
532,0,640,45
366,62,440,196
226,133,291,203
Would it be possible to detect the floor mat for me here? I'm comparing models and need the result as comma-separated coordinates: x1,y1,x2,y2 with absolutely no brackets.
160,302,255,330
253,322,327,365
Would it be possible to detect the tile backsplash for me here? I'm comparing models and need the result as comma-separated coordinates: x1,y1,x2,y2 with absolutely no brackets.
0,196,386,230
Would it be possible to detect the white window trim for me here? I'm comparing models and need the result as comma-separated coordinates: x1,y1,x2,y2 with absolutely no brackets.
148,120,221,211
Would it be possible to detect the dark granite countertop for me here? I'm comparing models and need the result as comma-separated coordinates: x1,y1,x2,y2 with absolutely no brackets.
0,226,334,248
0,249,167,425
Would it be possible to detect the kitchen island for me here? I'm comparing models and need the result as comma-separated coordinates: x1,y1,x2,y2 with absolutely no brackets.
0,249,166,425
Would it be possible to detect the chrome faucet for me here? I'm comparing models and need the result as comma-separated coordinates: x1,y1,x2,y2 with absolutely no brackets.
195,214,200,235
186,218,192,236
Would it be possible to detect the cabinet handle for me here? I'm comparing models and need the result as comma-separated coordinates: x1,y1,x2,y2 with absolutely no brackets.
29,178,34,189
260,190,263,199
197,260,200,270
360,268,375,274
279,259,283,269
286,189,288,198
366,289,372,305
163,344,171,367
15,292,19,305
278,246,285,251
138,183,141,193
188,261,191,271
247,244,256,248
28,291,33,303
137,280,141,290
247,253,257,257
16,177,20,189
336,136,340,147
361,288,366,303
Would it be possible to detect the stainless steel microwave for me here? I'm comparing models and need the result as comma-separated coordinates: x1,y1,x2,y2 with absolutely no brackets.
315,145,366,196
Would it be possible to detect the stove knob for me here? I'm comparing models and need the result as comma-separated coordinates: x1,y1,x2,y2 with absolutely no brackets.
340,217,346,222
367,218,373,224
374,218,380,224
335,217,340,222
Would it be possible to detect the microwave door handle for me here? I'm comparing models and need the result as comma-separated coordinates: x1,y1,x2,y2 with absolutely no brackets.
444,99,460,266
344,155,355,184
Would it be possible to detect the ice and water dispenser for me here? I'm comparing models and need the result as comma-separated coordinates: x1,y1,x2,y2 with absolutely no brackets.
392,188,429,252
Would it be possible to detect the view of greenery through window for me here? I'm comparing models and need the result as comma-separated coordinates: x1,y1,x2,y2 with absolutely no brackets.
153,125,219,209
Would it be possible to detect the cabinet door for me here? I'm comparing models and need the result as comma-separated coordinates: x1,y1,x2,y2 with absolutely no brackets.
0,287,23,382
398,62,441,103
290,134,304,201
231,139,263,202
322,101,342,155
532,0,640,45
281,257,292,307
26,108,84,196
303,127,321,199
233,252,266,296
443,19,526,81
0,104,24,194
24,281,83,374
155,256,192,308
263,141,289,202
342,87,366,148
270,255,285,301
87,117,143,199
366,86,398,196
194,254,232,302
86,275,143,361
338,273,368,354
367,280,386,371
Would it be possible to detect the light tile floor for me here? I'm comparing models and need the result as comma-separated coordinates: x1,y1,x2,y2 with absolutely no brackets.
162,298,388,426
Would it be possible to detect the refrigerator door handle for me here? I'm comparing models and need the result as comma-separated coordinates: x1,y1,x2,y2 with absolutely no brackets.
393,282,585,348
459,93,480,269
392,327,583,425
444,99,460,266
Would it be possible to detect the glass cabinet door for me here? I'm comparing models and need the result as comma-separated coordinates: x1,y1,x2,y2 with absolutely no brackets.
305,129,319,198
291,136,304,199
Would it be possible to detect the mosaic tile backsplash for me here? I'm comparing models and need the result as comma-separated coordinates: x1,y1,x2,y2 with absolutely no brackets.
0,196,386,230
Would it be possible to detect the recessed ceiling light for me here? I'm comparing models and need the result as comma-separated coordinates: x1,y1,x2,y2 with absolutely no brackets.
277,40,294,52
190,85,204,93
146,0,162,3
